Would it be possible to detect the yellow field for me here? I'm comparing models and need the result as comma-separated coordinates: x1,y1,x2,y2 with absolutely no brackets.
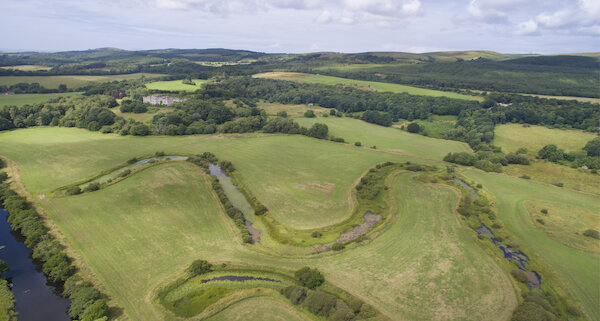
493,124,598,155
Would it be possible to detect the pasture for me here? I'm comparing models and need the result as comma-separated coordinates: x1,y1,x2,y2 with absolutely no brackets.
503,161,599,195
493,124,597,155
0,127,522,320
0,73,164,89
463,169,600,320
256,101,328,118
145,79,207,92
0,65,52,71
110,106,174,123
295,116,472,160
393,115,457,139
252,72,482,101
0,92,82,106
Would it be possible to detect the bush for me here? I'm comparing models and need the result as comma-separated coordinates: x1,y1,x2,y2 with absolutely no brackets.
520,175,531,179
65,186,82,195
69,285,101,319
406,122,420,133
536,219,545,225
119,169,131,177
311,231,322,238
295,267,325,289
131,124,150,136
444,152,477,166
276,111,288,118
332,242,345,251
511,301,557,321
567,305,582,316
83,182,100,192
302,291,338,317
307,123,328,139
511,269,529,283
281,285,307,305
188,259,212,276
0,158,5,169
521,291,554,313
127,157,137,164
80,299,109,321
540,209,548,214
552,181,563,187
583,229,600,239
354,141,361,146
0,259,8,275
304,110,316,118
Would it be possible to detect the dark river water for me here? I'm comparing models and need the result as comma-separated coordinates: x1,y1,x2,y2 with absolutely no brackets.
0,209,71,321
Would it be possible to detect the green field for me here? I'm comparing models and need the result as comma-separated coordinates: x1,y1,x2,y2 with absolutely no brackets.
0,73,165,89
0,65,52,71
253,72,482,101
0,127,522,320
394,115,457,139
145,79,207,92
210,296,312,321
463,169,600,320
110,106,174,123
295,116,472,160
0,92,82,106
493,124,597,155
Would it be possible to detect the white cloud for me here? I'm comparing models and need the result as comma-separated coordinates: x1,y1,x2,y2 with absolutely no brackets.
516,19,538,34
315,10,332,23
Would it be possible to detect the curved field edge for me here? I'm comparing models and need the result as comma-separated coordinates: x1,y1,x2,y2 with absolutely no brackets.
317,173,518,321
463,169,600,320
208,296,314,321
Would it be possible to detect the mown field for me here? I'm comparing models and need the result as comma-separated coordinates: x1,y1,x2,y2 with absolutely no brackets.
0,127,522,321
463,169,600,320
295,117,472,160
0,65,52,71
253,72,482,101
0,92,82,106
493,124,598,155
145,79,207,92
0,73,165,89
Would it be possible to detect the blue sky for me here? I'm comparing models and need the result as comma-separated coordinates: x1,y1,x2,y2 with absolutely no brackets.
2,0,599,53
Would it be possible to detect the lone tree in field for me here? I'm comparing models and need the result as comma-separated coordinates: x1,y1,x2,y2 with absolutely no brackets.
294,267,324,289
188,259,212,276
406,122,420,133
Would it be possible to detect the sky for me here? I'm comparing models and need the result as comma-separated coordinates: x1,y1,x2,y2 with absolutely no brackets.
2,0,599,54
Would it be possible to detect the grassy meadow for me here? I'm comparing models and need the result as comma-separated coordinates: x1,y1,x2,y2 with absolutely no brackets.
295,116,472,160
393,115,458,139
0,127,523,320
0,73,164,89
253,72,482,101
0,65,52,71
110,106,174,123
463,169,600,320
0,92,82,106
493,124,598,155
145,79,207,92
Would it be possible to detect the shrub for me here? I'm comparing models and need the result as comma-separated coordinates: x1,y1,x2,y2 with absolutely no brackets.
332,242,345,251
444,152,477,166
127,157,137,164
540,209,548,214
354,141,361,146
567,305,582,316
80,299,109,321
302,291,338,317
511,301,557,321
304,110,316,118
84,182,100,192
536,219,545,225
0,172,7,183
0,158,5,169
492,223,502,229
281,285,307,305
511,269,529,283
520,175,531,179
69,285,101,319
311,231,322,238
119,169,131,177
65,186,82,195
276,111,288,118
552,181,563,187
307,123,328,139
0,259,8,275
295,267,325,289
406,122,420,133
583,229,600,239
188,259,212,276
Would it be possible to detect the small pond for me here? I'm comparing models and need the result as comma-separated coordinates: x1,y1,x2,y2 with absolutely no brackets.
200,275,281,284
208,163,262,242
0,209,70,321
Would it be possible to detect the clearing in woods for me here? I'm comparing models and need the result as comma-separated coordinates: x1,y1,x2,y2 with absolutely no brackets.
252,72,482,101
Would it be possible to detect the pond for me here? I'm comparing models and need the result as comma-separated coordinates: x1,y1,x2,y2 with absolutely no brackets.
208,163,262,242
0,209,70,321
476,224,541,288
200,275,281,284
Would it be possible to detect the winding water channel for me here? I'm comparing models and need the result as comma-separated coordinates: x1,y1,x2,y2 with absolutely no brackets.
0,209,70,321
